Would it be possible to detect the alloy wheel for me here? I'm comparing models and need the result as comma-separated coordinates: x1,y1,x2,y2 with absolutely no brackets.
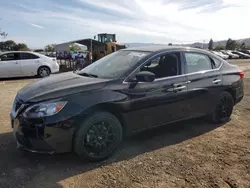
82,121,117,158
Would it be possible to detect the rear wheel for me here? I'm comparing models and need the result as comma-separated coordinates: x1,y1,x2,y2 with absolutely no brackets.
38,66,51,77
210,92,234,123
74,111,123,162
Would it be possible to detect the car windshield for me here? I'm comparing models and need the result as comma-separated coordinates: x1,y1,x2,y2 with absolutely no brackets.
77,50,150,79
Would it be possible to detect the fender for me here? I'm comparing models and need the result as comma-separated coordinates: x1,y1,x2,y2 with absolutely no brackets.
44,89,129,126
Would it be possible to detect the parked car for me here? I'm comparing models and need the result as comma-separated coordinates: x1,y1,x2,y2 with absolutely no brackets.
239,50,250,55
232,51,250,59
0,51,59,78
211,51,229,59
11,46,244,161
221,50,239,59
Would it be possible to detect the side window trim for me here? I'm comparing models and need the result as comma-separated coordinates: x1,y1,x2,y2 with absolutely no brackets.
210,56,222,69
124,51,183,82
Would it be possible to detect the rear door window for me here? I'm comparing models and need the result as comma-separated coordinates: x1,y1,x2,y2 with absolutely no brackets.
20,53,39,60
184,53,212,74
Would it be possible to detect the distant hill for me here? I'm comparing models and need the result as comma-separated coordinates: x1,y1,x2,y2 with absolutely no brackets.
125,43,166,48
125,38,250,49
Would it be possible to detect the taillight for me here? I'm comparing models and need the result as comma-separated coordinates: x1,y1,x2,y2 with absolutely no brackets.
238,71,244,79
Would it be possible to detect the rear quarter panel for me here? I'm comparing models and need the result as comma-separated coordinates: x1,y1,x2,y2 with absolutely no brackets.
39,57,59,73
221,61,244,103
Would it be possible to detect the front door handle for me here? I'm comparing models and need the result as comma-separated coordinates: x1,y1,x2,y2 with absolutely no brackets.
173,85,186,91
213,79,221,84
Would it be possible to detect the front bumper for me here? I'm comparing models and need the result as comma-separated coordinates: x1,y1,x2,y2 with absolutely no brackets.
11,112,74,154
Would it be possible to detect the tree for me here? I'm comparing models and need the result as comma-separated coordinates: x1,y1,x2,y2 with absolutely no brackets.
44,44,56,52
14,43,29,51
208,39,214,50
168,43,173,46
240,42,246,49
194,46,202,49
0,40,29,51
214,45,225,50
0,40,16,51
245,46,250,50
69,43,81,51
0,18,8,39
226,38,238,50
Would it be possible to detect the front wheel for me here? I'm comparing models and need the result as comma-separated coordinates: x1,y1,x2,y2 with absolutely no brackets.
74,112,123,162
210,92,234,123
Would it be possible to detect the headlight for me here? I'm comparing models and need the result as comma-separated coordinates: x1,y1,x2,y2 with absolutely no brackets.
23,101,67,118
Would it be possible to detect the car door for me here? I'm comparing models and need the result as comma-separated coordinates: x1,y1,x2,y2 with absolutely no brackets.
20,52,40,76
124,51,190,132
0,52,22,78
183,52,223,117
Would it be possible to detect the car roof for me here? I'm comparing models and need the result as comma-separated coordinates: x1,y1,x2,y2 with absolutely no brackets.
0,51,39,55
0,51,43,56
122,45,204,53
1,51,35,53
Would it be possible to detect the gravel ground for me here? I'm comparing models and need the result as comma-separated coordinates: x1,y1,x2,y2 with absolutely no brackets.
0,60,250,188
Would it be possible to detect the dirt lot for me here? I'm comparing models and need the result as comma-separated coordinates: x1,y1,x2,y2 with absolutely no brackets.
0,60,250,188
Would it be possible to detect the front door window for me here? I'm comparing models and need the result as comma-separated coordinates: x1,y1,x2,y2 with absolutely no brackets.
140,52,181,79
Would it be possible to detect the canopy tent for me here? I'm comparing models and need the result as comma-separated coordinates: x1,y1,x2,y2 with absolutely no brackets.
55,39,106,52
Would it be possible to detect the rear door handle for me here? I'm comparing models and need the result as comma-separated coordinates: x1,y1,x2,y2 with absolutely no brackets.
213,79,221,84
173,85,187,91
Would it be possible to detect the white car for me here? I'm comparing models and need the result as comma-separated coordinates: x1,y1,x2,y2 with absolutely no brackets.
221,50,239,59
211,51,229,60
0,51,59,78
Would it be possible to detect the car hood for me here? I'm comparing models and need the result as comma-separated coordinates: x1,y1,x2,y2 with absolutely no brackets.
17,72,109,103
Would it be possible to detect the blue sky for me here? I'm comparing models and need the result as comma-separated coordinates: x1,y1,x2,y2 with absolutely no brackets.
1,0,249,49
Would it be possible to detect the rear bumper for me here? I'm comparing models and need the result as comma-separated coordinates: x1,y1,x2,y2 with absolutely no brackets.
51,63,60,73
51,66,60,73
235,96,243,104
234,82,244,104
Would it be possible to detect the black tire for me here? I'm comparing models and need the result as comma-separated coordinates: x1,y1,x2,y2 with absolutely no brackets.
38,66,51,77
210,92,234,123
74,111,123,162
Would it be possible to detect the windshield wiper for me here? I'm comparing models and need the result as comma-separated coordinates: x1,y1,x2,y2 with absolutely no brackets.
77,72,98,78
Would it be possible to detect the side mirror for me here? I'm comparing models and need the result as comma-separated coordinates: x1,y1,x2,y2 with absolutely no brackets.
136,71,155,82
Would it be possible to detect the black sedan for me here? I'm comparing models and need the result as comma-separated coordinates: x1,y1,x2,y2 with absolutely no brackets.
11,46,244,161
